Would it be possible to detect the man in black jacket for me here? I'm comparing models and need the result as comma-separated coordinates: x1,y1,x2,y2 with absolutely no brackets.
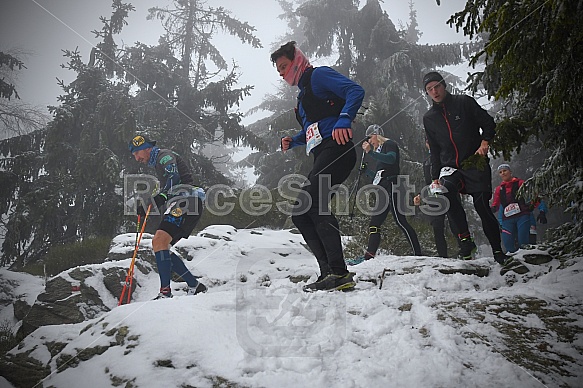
414,138,460,258
422,72,514,270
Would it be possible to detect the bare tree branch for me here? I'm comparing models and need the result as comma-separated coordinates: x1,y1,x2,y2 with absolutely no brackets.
0,100,48,138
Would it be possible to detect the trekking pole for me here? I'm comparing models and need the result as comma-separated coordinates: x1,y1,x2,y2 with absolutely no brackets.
124,218,142,304
134,214,141,248
126,204,152,304
119,216,140,305
349,150,367,219
119,204,152,306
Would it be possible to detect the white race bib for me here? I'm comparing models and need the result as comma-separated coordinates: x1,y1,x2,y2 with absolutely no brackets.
503,203,521,217
439,166,457,178
373,169,384,185
305,123,323,155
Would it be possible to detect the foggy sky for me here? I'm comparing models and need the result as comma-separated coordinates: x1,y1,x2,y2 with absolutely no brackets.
1,0,469,125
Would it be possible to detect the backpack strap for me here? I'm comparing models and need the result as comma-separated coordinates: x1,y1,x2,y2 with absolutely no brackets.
295,67,345,126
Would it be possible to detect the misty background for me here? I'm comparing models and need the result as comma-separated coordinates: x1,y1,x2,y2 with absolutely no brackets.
1,0,467,124
0,0,579,270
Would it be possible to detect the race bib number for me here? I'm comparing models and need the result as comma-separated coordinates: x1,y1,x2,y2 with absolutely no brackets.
305,123,323,155
439,166,457,178
504,203,521,217
373,169,385,185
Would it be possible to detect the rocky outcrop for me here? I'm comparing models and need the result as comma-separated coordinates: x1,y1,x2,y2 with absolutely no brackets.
0,350,51,388
0,233,563,388
18,276,88,338
13,241,157,339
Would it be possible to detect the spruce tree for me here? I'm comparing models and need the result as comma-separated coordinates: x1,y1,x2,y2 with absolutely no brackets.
120,0,265,187
1,1,136,267
448,0,583,255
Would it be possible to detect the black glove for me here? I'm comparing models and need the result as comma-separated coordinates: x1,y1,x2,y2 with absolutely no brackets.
154,193,167,209
537,211,547,224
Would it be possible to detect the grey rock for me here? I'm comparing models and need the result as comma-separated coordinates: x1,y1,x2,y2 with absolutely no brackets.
13,299,31,321
523,253,553,265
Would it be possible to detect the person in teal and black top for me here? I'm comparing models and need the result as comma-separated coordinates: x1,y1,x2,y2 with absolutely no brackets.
346,125,422,266
129,134,207,299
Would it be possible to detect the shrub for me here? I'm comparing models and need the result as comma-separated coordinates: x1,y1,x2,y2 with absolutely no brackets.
23,237,111,277
342,212,459,260
0,319,19,354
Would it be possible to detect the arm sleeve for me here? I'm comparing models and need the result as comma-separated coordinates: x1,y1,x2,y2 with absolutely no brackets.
369,151,396,164
288,106,307,149
423,126,442,180
311,67,365,129
290,131,307,147
491,185,501,211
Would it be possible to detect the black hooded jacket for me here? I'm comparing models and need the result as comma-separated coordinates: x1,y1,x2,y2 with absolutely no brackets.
423,92,496,180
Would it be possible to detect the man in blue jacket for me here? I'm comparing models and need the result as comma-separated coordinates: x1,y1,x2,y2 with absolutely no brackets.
271,41,364,291
422,71,524,274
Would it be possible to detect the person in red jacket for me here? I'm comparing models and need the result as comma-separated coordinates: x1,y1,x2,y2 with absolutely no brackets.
492,163,543,252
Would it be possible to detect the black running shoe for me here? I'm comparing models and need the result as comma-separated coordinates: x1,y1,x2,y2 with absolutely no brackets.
154,293,172,299
303,273,356,292
493,250,508,265
457,237,477,260
187,282,207,295
154,286,173,299
499,256,529,275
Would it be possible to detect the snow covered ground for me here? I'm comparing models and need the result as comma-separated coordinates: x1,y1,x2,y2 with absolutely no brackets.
1,225,582,387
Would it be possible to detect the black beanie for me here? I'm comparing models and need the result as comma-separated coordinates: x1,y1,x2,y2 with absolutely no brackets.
423,71,446,90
